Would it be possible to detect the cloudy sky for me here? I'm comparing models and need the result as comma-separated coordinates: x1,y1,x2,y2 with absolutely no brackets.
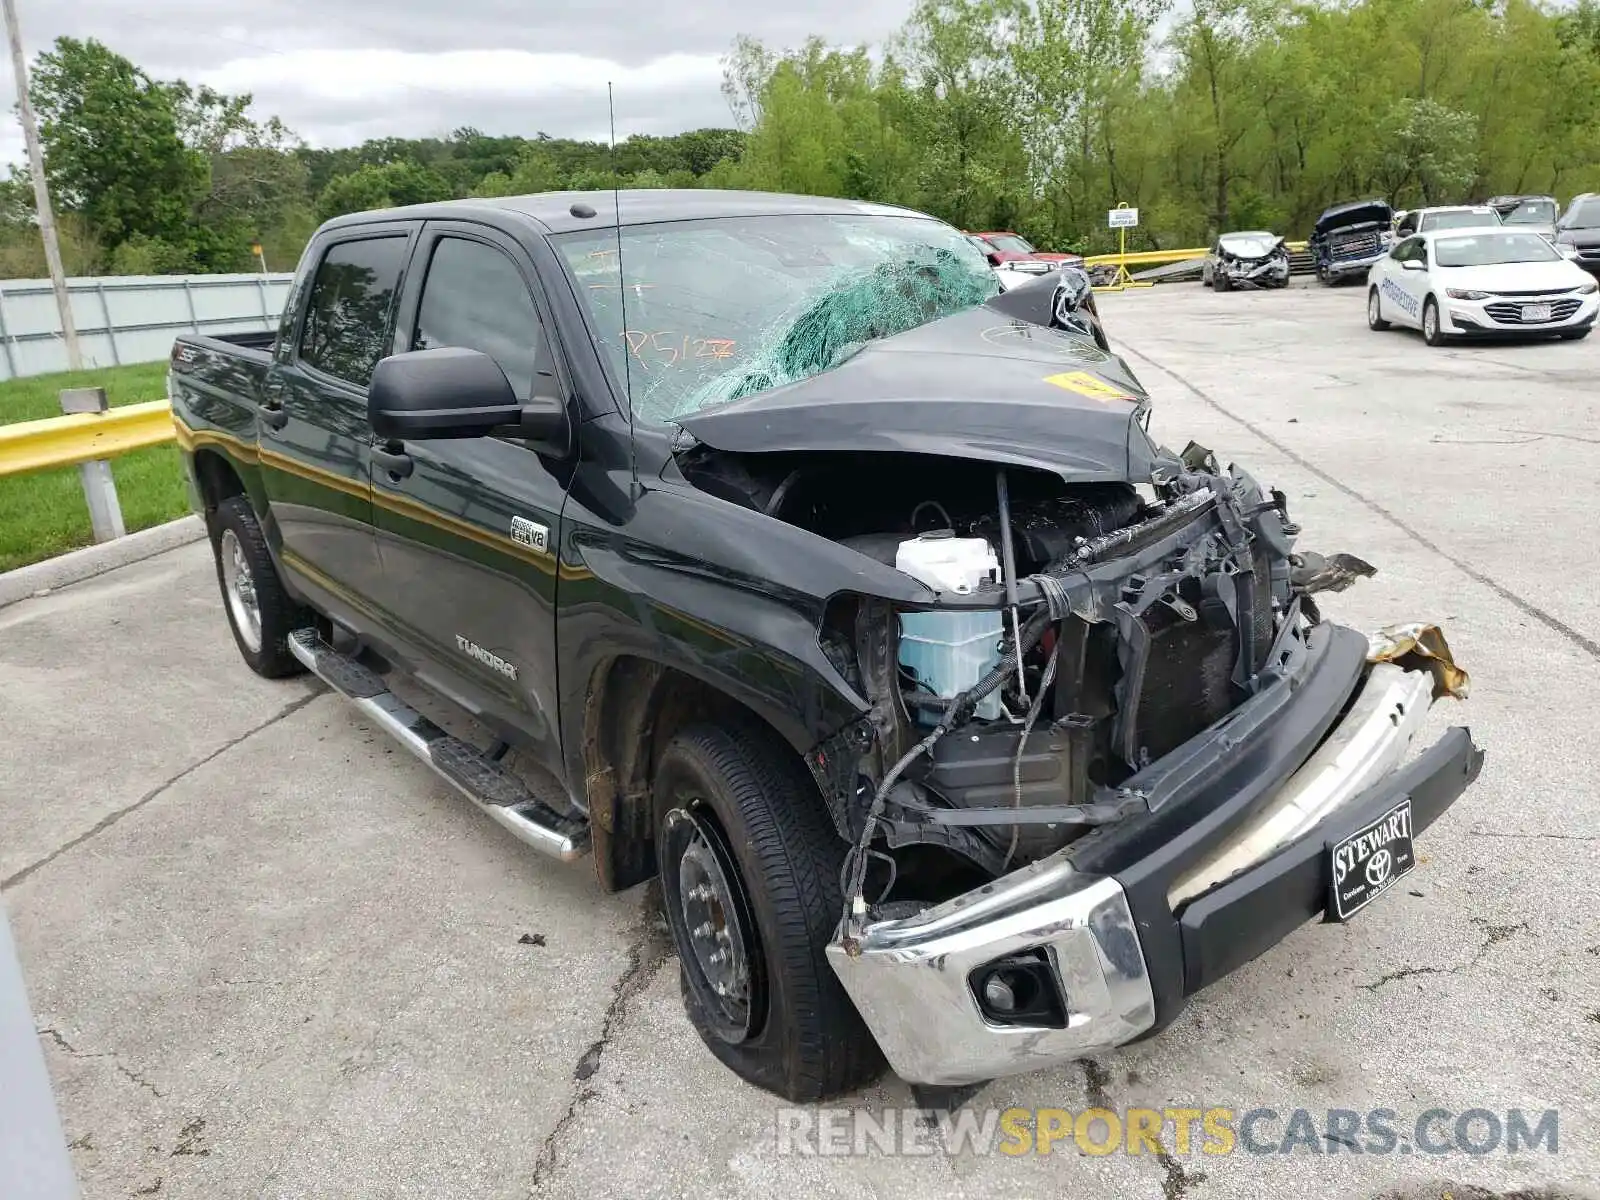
0,0,917,166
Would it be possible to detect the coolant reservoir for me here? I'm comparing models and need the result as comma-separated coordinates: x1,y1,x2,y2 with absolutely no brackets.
894,533,1004,721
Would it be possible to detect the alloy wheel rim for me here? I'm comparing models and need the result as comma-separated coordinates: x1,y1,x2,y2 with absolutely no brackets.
1369,292,1380,324
1425,307,1437,339
219,529,263,652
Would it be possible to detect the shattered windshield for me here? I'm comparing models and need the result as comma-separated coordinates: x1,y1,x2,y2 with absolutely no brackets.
555,213,1000,424
1434,231,1560,267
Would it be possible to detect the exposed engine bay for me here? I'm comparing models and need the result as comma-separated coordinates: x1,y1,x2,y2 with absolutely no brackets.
676,436,1382,908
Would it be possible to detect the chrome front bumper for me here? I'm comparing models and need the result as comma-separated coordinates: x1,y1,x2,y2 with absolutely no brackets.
826,862,1154,1087
1329,248,1388,275
827,656,1451,1087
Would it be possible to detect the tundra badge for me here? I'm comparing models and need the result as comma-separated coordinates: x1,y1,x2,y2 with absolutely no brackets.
456,635,518,681
510,515,548,552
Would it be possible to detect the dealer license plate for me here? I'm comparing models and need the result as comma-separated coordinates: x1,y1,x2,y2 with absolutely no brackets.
1521,303,1553,322
1327,800,1415,921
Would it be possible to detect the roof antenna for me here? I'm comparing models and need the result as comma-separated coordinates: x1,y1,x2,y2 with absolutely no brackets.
608,80,638,493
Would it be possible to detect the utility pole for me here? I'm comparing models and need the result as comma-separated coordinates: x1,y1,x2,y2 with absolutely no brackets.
2,0,82,371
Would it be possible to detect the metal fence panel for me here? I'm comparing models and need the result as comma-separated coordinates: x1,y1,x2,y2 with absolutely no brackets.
0,273,295,381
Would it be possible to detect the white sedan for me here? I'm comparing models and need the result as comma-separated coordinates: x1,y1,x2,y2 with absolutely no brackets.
1366,227,1599,345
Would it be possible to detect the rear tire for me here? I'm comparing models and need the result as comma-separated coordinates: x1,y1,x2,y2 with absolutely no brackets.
1422,297,1446,346
1367,287,1390,330
210,494,307,678
653,722,883,1101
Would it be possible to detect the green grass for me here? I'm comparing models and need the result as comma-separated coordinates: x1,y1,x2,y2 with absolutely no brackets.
0,362,192,573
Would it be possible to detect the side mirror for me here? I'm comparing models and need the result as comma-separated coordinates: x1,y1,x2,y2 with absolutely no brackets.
1400,259,1425,272
987,251,1003,267
368,346,569,452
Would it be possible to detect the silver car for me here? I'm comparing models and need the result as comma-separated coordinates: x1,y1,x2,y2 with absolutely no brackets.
1202,230,1291,290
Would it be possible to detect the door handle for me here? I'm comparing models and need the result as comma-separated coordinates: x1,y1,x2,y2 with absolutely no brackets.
372,444,414,480
259,404,288,431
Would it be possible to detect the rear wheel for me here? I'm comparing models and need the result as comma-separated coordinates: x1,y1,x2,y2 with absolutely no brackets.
1422,297,1446,346
1367,287,1390,330
653,722,883,1101
210,495,307,678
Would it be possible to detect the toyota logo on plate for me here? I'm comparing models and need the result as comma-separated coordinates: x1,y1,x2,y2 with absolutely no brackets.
1365,849,1394,887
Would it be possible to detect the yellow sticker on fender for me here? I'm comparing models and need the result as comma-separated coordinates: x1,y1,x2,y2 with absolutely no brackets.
1042,371,1133,402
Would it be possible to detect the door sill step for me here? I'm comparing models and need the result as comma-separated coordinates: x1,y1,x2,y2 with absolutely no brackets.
288,628,588,862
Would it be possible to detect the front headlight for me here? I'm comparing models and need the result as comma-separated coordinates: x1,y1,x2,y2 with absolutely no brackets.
1579,279,1599,295
1445,288,1490,300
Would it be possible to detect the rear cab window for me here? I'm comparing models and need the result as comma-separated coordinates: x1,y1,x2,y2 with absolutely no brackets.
297,235,409,387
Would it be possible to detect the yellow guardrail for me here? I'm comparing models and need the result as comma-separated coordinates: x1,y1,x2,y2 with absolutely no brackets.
0,400,175,478
1085,240,1309,267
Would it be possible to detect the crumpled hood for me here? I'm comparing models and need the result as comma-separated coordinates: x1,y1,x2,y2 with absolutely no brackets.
1316,200,1392,235
1218,233,1282,258
674,305,1157,483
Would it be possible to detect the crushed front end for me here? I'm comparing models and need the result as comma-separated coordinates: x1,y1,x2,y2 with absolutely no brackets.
807,443,1483,1088
1214,236,1291,289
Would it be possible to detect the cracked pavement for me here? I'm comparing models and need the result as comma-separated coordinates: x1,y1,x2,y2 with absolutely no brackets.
2,280,1597,1198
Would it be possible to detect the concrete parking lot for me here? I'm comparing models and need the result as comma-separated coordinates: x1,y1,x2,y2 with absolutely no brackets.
2,279,1597,1199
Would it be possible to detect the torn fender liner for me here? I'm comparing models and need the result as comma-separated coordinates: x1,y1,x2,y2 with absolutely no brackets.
1367,622,1471,700
675,305,1157,484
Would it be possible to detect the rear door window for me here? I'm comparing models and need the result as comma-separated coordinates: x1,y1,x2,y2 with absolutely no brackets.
298,236,408,387
410,236,544,400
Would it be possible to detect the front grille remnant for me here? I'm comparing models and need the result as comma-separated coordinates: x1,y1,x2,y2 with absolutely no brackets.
1483,298,1584,324
1329,230,1380,259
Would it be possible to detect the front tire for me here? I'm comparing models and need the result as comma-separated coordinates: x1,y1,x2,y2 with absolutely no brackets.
653,723,883,1101
210,494,307,678
1367,287,1390,330
1422,297,1446,346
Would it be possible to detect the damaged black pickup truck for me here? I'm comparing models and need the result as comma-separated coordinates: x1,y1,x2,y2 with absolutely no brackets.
167,189,1483,1102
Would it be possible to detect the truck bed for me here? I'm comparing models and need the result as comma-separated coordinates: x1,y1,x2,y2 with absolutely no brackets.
169,331,276,413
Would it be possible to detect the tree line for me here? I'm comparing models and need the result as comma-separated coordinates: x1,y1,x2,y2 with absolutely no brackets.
6,0,1600,277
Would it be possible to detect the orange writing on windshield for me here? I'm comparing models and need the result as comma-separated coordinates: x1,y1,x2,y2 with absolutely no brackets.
622,331,737,369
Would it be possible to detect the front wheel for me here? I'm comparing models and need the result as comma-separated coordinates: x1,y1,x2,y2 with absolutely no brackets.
210,494,307,678
653,723,883,1101
1367,287,1390,330
1422,297,1446,346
